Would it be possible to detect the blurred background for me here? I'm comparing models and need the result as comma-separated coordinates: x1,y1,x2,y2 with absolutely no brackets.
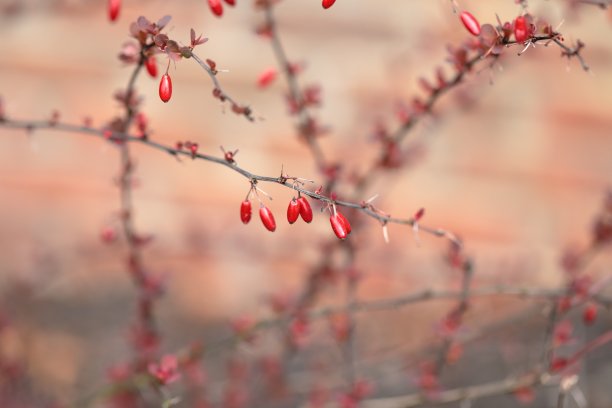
0,0,611,406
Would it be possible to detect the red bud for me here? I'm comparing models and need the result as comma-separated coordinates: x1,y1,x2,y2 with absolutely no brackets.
550,357,568,373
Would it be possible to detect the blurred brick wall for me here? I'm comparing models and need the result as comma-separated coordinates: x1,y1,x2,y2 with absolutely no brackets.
0,0,611,403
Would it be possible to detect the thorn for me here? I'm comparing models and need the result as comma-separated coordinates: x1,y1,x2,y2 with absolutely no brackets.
382,223,390,244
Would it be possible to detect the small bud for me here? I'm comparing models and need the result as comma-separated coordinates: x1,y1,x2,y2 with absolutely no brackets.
414,207,425,221
148,355,180,385
189,143,198,157
550,357,568,373
100,226,117,244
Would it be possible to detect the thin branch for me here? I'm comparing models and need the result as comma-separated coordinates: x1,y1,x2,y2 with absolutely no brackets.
262,4,328,171
190,52,255,121
361,371,553,408
355,32,588,194
0,118,457,242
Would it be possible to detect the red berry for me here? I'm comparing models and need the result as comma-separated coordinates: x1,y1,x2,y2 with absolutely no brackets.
287,198,300,224
336,211,351,235
583,303,597,325
224,0,236,5
159,74,172,103
322,0,336,9
297,196,313,223
257,67,277,88
240,200,252,224
330,213,348,240
100,226,117,243
208,0,223,17
514,16,530,43
145,56,157,78
260,205,276,232
459,11,481,36
108,0,120,22
550,357,568,373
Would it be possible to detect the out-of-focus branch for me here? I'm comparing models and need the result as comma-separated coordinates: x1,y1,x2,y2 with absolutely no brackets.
261,4,329,172
361,371,553,408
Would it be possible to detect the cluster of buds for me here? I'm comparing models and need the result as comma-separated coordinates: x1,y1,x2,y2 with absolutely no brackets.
176,140,199,158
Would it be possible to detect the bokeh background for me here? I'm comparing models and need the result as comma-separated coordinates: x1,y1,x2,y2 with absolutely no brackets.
0,0,611,406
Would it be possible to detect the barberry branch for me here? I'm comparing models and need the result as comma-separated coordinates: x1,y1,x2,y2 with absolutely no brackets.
362,329,612,407
0,117,457,241
362,370,553,408
570,0,611,8
260,3,329,171
190,52,255,121
355,30,588,193
116,52,161,368
77,282,612,406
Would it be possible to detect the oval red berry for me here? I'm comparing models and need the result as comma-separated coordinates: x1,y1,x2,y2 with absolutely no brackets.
145,56,157,78
583,303,597,325
336,211,351,235
257,67,277,88
223,0,236,6
460,11,481,36
287,199,300,224
108,0,120,22
330,214,348,239
514,16,530,43
322,0,336,9
209,0,223,17
240,200,252,224
297,196,313,223
159,74,172,103
260,206,276,232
